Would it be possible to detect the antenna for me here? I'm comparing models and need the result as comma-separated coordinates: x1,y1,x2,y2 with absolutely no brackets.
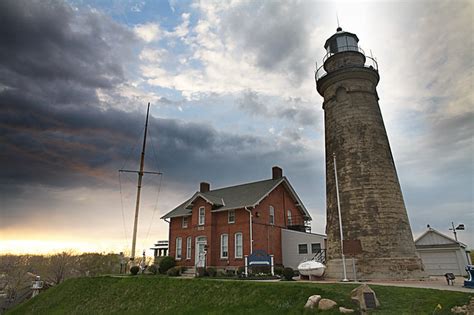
336,12,342,32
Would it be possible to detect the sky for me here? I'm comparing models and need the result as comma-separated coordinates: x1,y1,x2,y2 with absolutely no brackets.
0,0,472,255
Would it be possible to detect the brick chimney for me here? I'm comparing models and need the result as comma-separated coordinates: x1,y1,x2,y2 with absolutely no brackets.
200,182,210,193
272,166,283,179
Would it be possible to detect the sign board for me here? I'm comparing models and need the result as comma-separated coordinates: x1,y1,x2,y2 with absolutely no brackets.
343,239,362,256
248,250,271,266
363,292,377,309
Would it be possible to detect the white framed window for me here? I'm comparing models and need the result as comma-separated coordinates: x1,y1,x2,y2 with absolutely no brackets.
235,232,243,258
298,244,308,254
269,206,275,225
228,210,235,223
287,210,292,226
182,216,188,228
186,236,192,259
220,234,228,259
311,243,321,254
198,207,205,225
176,237,182,260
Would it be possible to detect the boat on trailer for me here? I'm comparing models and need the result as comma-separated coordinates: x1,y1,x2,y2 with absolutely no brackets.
297,260,326,277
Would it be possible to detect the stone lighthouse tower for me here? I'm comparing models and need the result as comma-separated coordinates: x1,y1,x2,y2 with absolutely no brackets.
315,27,424,279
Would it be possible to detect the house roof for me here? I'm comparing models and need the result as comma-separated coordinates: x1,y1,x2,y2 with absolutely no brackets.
415,227,467,248
161,177,311,220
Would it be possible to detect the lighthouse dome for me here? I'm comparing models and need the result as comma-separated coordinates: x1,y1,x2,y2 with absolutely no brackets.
324,27,359,54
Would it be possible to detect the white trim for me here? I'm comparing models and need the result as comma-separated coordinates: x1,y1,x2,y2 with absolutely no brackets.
220,234,229,259
186,236,192,260
235,232,243,258
228,209,235,224
175,237,182,260
198,207,205,225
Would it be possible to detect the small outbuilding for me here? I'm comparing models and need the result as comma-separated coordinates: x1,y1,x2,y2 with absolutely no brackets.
415,227,471,276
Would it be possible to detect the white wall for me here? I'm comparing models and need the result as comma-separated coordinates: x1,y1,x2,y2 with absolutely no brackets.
416,248,469,276
281,229,326,269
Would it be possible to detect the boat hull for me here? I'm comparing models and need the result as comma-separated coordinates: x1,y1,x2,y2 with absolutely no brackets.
297,261,326,277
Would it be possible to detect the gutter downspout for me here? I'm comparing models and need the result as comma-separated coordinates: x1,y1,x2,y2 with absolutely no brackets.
244,206,253,254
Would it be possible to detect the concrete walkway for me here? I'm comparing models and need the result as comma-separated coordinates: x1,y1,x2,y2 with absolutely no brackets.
302,277,473,293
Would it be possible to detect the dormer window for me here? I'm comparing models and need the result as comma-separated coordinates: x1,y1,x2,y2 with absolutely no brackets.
198,207,205,225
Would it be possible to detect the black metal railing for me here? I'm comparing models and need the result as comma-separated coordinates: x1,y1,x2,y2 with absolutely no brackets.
312,249,326,264
315,46,378,81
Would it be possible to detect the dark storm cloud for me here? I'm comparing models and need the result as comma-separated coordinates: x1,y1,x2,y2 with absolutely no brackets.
0,0,135,90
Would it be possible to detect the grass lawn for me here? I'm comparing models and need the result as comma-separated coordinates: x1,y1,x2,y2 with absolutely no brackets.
8,276,473,315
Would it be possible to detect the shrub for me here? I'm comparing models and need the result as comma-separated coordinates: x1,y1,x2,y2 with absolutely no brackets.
159,256,176,274
251,265,271,275
274,266,284,276
206,267,217,277
130,266,140,275
196,267,207,277
225,269,235,277
148,264,158,275
237,266,246,276
217,270,226,277
166,266,181,277
282,267,294,281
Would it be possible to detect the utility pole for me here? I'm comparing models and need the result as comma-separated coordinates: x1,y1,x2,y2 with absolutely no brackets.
449,222,465,242
119,103,162,262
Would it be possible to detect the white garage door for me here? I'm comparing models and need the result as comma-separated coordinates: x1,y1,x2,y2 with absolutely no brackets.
419,251,461,275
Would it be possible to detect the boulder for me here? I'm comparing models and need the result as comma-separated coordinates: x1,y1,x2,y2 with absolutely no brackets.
350,284,380,311
318,298,337,310
304,295,321,309
450,305,467,314
339,306,355,313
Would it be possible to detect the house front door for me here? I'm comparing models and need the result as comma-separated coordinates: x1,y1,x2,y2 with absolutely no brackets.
195,236,207,268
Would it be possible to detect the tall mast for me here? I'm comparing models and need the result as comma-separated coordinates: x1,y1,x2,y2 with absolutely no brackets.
130,103,150,261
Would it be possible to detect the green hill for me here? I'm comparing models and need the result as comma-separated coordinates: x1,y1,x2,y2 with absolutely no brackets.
7,276,472,314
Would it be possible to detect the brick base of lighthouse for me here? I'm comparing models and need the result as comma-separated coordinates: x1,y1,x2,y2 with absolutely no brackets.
325,257,426,280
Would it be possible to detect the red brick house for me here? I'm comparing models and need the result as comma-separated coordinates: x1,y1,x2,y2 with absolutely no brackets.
161,166,312,270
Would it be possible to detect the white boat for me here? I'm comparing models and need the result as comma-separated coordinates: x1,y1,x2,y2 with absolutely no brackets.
297,260,326,277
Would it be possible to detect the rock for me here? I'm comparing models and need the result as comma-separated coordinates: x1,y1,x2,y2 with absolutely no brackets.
318,298,337,310
304,295,321,309
350,284,380,311
451,305,467,314
339,306,355,313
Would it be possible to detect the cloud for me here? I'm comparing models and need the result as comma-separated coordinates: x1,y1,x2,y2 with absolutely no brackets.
236,90,318,126
134,22,161,43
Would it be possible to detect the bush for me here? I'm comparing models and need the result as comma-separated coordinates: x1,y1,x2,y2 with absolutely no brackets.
237,266,246,276
166,266,181,277
225,269,235,277
148,264,158,275
282,267,294,281
206,267,217,277
274,266,284,276
130,266,139,275
196,267,207,277
159,256,176,274
251,265,271,275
